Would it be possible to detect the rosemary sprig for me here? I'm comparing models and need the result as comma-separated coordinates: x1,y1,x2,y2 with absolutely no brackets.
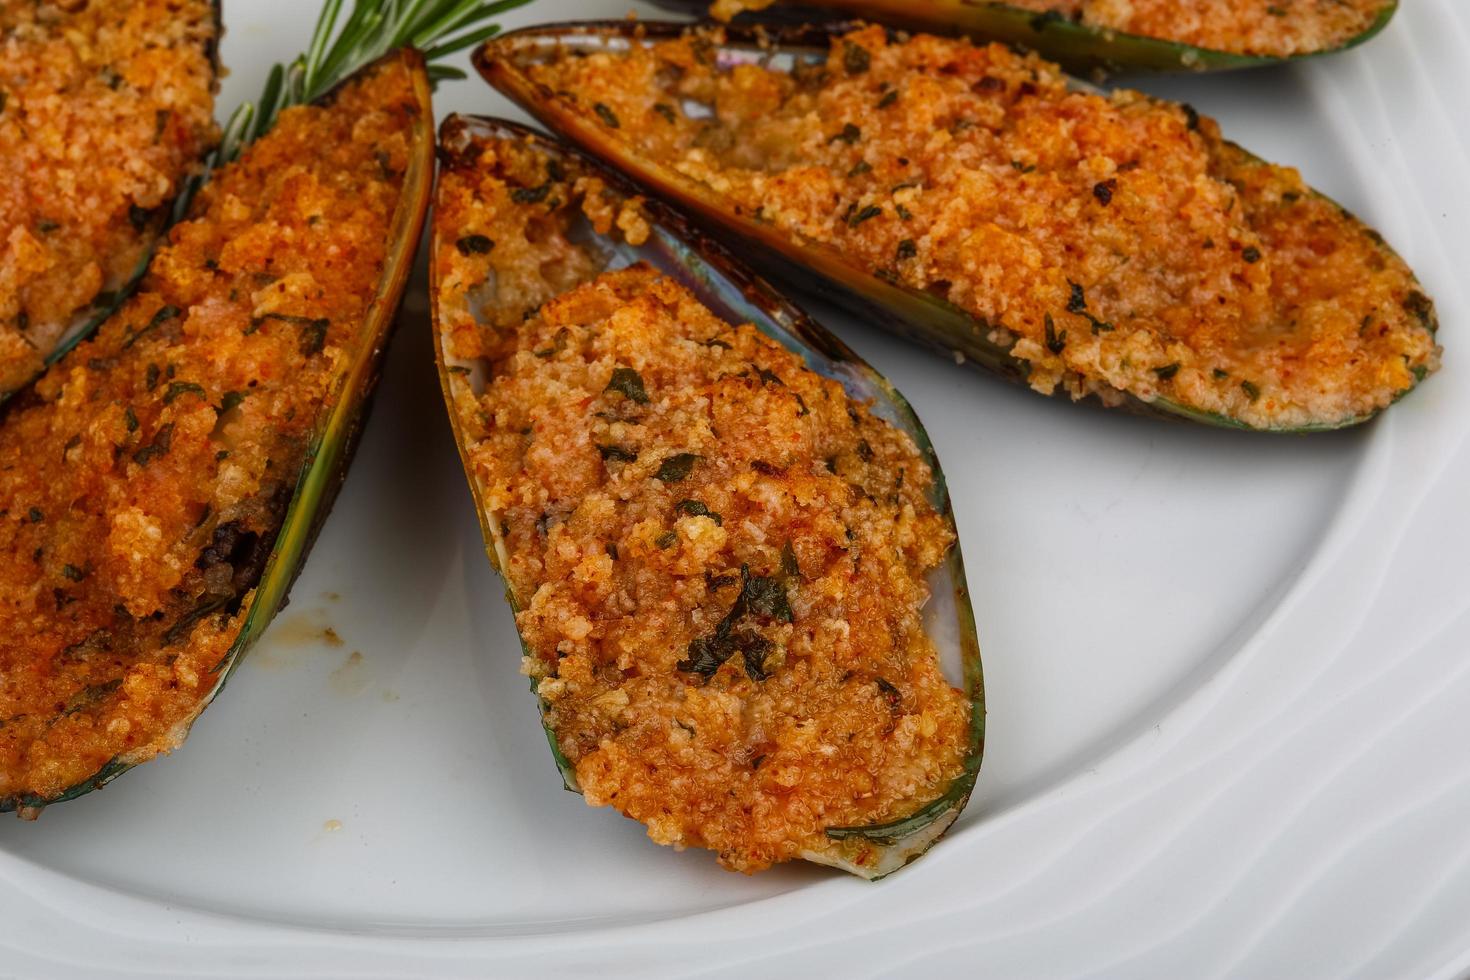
38,0,529,378
217,0,533,163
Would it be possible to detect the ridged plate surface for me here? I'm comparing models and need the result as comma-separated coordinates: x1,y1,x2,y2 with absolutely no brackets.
1,0,1467,975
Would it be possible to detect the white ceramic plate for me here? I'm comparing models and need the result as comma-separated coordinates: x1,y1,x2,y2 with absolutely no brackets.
4,1,1468,975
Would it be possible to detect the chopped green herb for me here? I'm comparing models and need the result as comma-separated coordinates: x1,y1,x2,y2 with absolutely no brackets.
1240,379,1261,402
219,390,246,413
678,565,792,681
1154,362,1181,381
848,159,872,177
652,102,676,123
593,102,620,128
830,123,861,144
511,183,551,205
781,540,801,579
132,423,175,466
674,499,722,525
655,530,678,549
455,234,494,255
27,508,43,524
896,239,917,260
1093,179,1117,206
1242,246,1262,264
123,305,180,349
843,41,870,75
597,444,638,463
1065,280,1115,333
124,406,139,432
877,89,898,109
62,564,86,582
1044,313,1067,355
163,381,205,405
850,205,883,226
756,366,784,387
605,366,649,404
656,453,700,482
1403,290,1434,328
127,204,153,231
1213,368,1230,380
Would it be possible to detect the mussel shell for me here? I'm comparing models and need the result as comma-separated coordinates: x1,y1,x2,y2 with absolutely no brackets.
432,114,985,879
7,0,228,403
644,0,1400,74
2,49,436,815
476,19,1434,432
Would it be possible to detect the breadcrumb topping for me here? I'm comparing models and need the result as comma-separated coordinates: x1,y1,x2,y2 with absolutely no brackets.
707,0,1392,58
0,58,417,809
516,24,1439,429
0,0,219,393
435,131,971,873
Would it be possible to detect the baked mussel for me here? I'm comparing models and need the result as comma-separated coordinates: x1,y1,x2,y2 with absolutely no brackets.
0,0,222,397
431,115,985,877
476,21,1439,432
0,49,433,815
646,0,1400,74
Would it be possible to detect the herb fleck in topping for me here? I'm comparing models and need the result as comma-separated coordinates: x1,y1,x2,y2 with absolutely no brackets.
593,102,620,129
123,305,181,349
62,564,86,582
604,366,649,404
1154,362,1181,381
1093,179,1117,206
132,422,175,466
597,444,638,463
656,453,700,482
830,122,861,145
849,205,883,227
842,41,871,75
511,183,551,205
1402,290,1434,328
219,390,246,413
1240,379,1261,402
1044,313,1067,355
653,102,676,123
1242,246,1262,264
877,89,898,109
848,159,872,177
678,565,793,681
163,381,205,405
1065,280,1115,334
655,530,678,549
124,406,139,432
675,499,722,525
455,234,494,255
896,239,917,260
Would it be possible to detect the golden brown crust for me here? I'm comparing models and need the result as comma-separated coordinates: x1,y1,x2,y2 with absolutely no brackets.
709,0,1393,57
994,0,1391,57
0,0,220,393
0,59,417,807
520,24,1439,428
436,135,970,873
